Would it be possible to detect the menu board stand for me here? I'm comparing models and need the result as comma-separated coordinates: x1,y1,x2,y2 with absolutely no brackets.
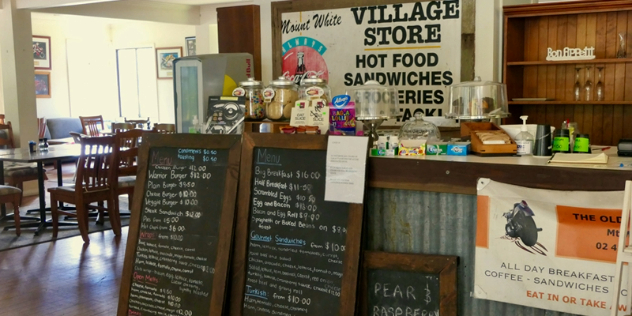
229,133,364,316
117,134,242,316
362,252,458,316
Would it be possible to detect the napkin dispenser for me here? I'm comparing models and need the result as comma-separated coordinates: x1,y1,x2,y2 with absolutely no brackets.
618,139,632,157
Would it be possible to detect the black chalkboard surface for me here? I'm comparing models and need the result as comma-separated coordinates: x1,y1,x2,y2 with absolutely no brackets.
362,252,458,316
230,133,365,316
118,134,241,316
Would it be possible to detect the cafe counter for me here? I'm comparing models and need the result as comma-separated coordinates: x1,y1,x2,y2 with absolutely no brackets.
364,149,631,316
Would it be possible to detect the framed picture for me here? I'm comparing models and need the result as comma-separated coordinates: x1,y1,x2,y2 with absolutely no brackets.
155,47,182,79
185,36,196,56
33,36,51,70
35,71,51,98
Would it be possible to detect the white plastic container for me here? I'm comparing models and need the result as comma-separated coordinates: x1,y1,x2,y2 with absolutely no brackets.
515,116,534,155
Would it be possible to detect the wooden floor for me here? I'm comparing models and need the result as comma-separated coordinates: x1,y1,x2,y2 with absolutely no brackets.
0,163,126,315
0,226,127,315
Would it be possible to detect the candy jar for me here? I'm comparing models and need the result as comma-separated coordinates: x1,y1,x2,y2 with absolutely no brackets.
298,75,331,104
264,76,298,121
398,112,441,148
233,78,265,120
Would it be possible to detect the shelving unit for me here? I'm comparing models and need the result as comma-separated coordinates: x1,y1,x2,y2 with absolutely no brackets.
503,0,632,145
507,58,632,66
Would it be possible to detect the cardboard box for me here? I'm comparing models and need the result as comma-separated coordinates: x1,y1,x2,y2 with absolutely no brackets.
426,142,448,155
447,142,469,156
461,122,517,155
399,145,426,156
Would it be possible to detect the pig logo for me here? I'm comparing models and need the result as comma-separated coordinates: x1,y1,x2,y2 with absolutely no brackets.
502,200,548,255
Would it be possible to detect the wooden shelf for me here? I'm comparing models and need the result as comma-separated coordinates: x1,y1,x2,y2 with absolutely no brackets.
509,101,632,105
502,2,632,145
507,58,632,66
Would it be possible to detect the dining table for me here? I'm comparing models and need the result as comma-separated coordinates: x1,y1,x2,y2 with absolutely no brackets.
0,144,82,235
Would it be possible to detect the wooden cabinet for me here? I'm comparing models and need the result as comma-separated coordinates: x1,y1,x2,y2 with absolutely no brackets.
503,0,632,145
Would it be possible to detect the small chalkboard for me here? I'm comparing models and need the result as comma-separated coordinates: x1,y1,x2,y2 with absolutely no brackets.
362,252,458,316
117,134,242,316
229,133,365,316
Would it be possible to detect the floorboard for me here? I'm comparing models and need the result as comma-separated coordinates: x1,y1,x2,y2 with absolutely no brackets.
0,162,127,316
0,227,127,315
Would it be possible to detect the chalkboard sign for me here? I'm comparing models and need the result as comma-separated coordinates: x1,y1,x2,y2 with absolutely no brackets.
230,133,364,316
117,134,241,316
362,252,458,316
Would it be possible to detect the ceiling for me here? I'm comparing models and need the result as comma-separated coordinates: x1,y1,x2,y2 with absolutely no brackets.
17,0,248,10
142,0,246,5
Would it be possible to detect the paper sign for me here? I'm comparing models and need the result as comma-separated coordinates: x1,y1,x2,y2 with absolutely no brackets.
290,107,308,127
308,103,329,135
324,136,369,204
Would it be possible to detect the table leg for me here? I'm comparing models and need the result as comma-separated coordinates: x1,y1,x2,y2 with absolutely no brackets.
34,161,46,235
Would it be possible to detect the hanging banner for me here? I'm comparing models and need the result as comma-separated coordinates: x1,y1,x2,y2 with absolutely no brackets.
475,179,628,316
280,1,462,125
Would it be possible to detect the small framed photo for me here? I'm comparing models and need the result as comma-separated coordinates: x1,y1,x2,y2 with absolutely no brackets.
35,71,51,98
33,36,51,70
155,47,182,79
185,36,196,56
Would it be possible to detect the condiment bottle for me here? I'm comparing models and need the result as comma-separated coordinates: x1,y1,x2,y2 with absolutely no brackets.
552,129,571,153
298,75,331,104
233,78,265,121
264,76,298,121
515,115,534,155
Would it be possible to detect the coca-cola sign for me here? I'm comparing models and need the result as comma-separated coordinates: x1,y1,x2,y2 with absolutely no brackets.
282,37,329,85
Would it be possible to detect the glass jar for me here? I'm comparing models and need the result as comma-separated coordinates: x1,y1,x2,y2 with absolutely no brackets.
233,78,265,121
264,76,298,121
346,80,399,121
446,76,509,120
298,75,331,104
398,112,441,147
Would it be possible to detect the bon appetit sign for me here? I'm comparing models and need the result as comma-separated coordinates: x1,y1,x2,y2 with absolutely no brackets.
280,1,462,124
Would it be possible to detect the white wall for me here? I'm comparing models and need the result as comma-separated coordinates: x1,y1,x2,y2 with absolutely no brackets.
110,21,195,123
0,51,3,113
29,13,195,124
31,13,113,119
200,0,283,84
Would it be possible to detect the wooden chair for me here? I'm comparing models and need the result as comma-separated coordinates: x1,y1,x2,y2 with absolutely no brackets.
79,115,104,137
0,122,45,205
37,117,47,138
112,129,152,218
0,186,23,236
111,122,135,134
125,117,150,129
153,123,176,134
48,136,120,243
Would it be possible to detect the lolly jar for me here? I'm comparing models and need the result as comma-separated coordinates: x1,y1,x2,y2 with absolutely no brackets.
233,78,265,120
263,76,298,121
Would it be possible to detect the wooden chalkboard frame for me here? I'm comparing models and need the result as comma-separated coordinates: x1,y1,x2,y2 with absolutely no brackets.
362,251,458,316
117,134,242,316
229,133,365,315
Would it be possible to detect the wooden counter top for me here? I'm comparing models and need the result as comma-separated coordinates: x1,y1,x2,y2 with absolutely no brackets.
368,151,632,195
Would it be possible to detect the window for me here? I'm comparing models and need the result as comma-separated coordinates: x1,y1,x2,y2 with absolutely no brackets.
116,47,159,123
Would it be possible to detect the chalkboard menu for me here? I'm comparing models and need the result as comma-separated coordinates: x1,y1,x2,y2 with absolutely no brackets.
362,252,458,316
230,134,364,316
118,134,242,316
